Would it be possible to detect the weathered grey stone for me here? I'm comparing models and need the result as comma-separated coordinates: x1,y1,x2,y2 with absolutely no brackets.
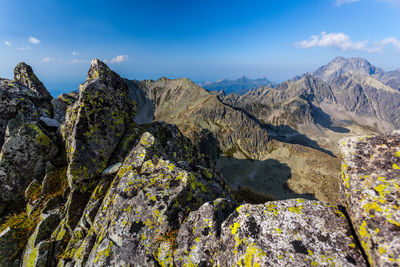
51,92,78,123
214,199,366,266
101,162,122,175
14,62,52,100
340,134,400,266
22,213,60,267
0,78,42,148
40,116,60,128
174,198,237,266
60,131,231,266
0,227,22,266
61,59,136,191
0,122,58,213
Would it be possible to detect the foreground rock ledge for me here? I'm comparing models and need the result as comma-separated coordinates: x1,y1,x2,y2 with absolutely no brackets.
340,133,400,266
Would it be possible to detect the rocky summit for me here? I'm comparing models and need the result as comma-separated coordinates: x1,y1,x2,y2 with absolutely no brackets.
0,59,398,266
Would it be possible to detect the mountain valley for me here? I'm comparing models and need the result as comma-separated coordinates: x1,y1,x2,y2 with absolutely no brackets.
0,57,398,266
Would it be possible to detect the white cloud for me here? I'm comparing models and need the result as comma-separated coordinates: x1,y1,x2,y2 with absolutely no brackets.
110,55,128,63
296,32,400,53
29,36,40,44
335,0,360,6
380,37,400,49
16,46,32,50
296,32,367,51
42,57,52,63
72,51,79,56
4,40,12,46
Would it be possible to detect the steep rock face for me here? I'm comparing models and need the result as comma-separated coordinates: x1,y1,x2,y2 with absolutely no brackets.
0,78,47,148
220,75,340,143
340,134,400,266
124,79,154,124
330,74,400,130
62,59,136,190
129,77,272,160
220,75,335,131
0,122,58,215
14,62,53,100
378,69,400,91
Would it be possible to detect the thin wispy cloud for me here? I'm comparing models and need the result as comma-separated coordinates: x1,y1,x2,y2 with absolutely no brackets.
335,0,360,6
379,37,400,50
16,46,32,50
110,55,128,63
72,51,79,56
4,40,12,46
42,57,52,63
296,32,400,53
28,36,40,44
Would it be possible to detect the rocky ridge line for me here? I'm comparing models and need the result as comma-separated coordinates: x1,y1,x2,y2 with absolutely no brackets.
0,59,397,266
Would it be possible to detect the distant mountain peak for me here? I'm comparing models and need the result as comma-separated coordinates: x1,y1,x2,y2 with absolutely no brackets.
199,76,275,95
311,56,385,82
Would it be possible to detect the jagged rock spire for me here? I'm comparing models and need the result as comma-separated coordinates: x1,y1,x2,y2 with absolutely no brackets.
14,62,52,100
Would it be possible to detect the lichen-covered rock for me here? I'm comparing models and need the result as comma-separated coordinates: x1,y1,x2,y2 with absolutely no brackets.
62,59,136,190
22,213,61,267
340,134,400,266
0,122,58,215
216,199,366,266
60,131,232,266
51,92,78,123
0,78,43,147
173,198,366,266
0,227,22,266
174,198,237,266
14,62,52,100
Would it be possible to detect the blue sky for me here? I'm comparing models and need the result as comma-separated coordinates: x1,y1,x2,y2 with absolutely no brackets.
1,0,400,96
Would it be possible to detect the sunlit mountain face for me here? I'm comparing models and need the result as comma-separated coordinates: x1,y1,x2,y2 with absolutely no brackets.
0,0,399,266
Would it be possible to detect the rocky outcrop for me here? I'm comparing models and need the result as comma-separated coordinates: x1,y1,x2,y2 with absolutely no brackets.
14,62,52,100
0,78,47,148
174,198,366,266
0,122,58,215
62,59,136,191
51,92,79,123
340,133,400,266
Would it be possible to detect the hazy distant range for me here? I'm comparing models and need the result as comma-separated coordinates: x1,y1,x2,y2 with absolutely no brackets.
198,76,275,95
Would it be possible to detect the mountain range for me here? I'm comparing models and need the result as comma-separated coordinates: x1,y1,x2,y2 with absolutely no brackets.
198,76,275,95
0,57,398,266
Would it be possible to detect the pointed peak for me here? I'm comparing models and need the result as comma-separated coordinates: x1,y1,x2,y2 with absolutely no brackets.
332,56,346,62
87,58,112,80
14,62,52,99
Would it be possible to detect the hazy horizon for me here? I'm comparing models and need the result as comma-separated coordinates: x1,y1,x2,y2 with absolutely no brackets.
1,0,400,96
